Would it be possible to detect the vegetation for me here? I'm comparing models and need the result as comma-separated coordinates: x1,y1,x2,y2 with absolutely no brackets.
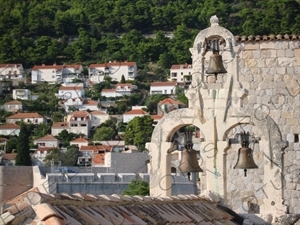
15,123,32,165
123,179,150,196
1,0,299,69
43,145,79,166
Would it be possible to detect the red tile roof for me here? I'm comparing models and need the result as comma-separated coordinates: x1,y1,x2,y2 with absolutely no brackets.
116,83,132,88
71,111,90,118
1,153,17,161
0,137,8,141
0,123,20,129
124,109,148,115
80,145,112,152
171,63,192,69
101,89,116,93
151,81,177,87
0,64,22,68
151,115,164,120
89,61,136,68
158,97,184,105
63,64,82,69
32,65,63,70
70,137,89,143
7,112,43,119
90,110,106,115
52,122,69,128
4,100,22,105
82,100,98,105
34,135,58,142
93,153,105,164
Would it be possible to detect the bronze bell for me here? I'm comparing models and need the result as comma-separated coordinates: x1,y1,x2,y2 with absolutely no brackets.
179,148,203,173
234,132,258,177
206,53,227,78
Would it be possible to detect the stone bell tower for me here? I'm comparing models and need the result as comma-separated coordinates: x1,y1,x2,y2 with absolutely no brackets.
146,15,288,216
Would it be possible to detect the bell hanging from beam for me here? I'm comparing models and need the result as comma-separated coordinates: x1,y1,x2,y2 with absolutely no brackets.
206,40,227,80
233,132,258,177
179,134,203,173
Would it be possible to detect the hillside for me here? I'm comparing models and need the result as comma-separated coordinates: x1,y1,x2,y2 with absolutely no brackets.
0,0,299,68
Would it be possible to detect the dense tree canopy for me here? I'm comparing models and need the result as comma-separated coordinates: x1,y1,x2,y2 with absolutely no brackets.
0,0,299,68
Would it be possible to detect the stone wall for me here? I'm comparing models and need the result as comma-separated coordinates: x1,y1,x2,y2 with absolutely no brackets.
235,40,300,214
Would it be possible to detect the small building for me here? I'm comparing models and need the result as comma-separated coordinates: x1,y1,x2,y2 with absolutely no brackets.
33,135,60,148
6,112,45,124
0,137,8,152
67,111,91,137
0,153,17,166
51,122,69,136
33,147,54,166
89,61,137,83
101,83,138,98
3,100,23,112
12,89,31,100
150,82,177,95
90,110,111,127
157,97,186,115
61,64,83,83
70,137,89,148
0,123,20,136
169,63,192,82
96,140,126,152
123,109,148,123
78,145,112,166
56,83,84,99
0,64,25,83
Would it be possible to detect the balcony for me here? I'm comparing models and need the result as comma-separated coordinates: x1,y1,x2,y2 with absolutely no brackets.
128,67,135,72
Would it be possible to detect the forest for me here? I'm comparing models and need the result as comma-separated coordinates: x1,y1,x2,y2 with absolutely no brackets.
0,0,300,69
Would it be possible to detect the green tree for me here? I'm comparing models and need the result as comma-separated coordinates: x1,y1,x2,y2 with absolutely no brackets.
93,126,115,141
123,179,149,196
15,123,32,166
43,145,79,166
124,115,154,151
5,136,18,153
120,75,126,83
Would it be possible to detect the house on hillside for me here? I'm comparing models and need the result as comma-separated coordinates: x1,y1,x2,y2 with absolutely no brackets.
157,97,186,115
31,63,83,84
0,64,25,83
56,83,84,99
150,82,177,95
70,137,89,148
67,111,91,137
3,100,24,112
0,153,17,166
6,112,45,124
0,137,8,152
78,145,112,166
0,124,20,136
33,147,59,166
51,122,69,136
90,110,111,127
101,83,138,98
60,98,100,112
12,89,31,100
169,63,192,83
123,108,148,123
89,61,137,83
33,135,60,148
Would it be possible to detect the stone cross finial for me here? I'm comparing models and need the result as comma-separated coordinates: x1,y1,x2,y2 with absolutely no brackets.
210,15,219,26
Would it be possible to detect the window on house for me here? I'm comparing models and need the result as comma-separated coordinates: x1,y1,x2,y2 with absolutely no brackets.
181,72,183,75
295,134,299,143
52,75,55,78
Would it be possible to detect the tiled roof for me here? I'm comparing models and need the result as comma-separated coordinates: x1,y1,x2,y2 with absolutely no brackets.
151,115,164,120
1,191,237,225
0,137,8,141
92,153,105,164
116,83,132,88
35,147,56,153
0,64,22,68
4,187,39,205
52,122,69,128
70,137,89,143
151,81,177,87
0,123,20,129
80,145,112,152
124,109,148,115
7,112,43,119
1,153,17,161
59,85,83,91
4,100,22,105
34,135,58,142
101,89,116,93
32,64,63,70
71,111,90,118
89,61,136,68
158,97,184,105
171,63,192,69
63,64,82,69
82,99,98,105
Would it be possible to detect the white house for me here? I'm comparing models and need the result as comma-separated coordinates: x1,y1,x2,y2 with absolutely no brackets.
89,61,137,83
67,111,91,137
150,82,177,95
0,64,25,81
33,135,60,148
101,83,138,98
31,64,64,84
6,112,46,124
69,137,89,148
61,97,84,112
62,64,83,83
3,100,23,112
12,89,31,100
90,110,111,127
0,124,20,136
56,83,84,99
80,100,100,111
169,63,192,82
123,108,148,123
51,122,69,136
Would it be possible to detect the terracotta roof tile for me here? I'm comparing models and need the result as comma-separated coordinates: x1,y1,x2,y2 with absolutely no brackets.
70,137,89,143
171,63,192,69
124,109,148,115
34,135,58,142
7,112,43,119
4,100,22,105
0,137,8,141
59,85,83,91
1,153,17,160
158,97,184,105
101,89,116,93
64,64,82,69
0,64,23,68
4,187,39,205
116,83,132,88
151,115,164,120
90,110,106,115
71,111,90,117
32,65,64,70
52,122,69,128
0,123,20,129
89,62,136,68
151,81,177,87
82,100,98,105
3,191,237,225
92,153,105,164
35,147,55,153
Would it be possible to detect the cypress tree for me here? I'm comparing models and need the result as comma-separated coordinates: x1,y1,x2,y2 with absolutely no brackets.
15,123,32,166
